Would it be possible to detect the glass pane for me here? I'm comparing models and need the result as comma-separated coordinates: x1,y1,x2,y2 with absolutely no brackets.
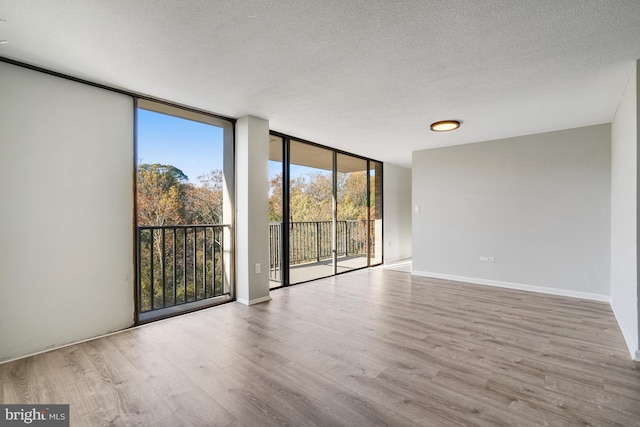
136,101,233,320
336,153,368,272
289,140,334,284
369,161,383,265
268,135,283,288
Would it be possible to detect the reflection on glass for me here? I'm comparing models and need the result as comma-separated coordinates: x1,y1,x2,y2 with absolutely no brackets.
289,141,334,284
336,153,369,272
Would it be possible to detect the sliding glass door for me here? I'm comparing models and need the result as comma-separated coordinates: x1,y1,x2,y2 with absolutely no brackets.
289,140,335,284
268,132,383,287
268,135,284,288
369,161,383,266
336,153,369,273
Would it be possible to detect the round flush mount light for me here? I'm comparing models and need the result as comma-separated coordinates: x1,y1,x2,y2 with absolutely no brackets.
430,120,461,132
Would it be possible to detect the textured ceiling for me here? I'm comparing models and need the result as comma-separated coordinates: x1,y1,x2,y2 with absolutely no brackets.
1,0,639,166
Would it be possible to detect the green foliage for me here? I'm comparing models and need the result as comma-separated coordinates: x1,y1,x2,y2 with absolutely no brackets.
138,162,374,311
138,227,225,313
269,170,370,222
137,164,227,312
185,170,224,224
137,163,225,226
269,173,284,222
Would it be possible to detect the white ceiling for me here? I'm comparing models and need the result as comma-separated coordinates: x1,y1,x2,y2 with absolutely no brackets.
1,1,639,167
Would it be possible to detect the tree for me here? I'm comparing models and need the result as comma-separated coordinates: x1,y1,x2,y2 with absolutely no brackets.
337,171,368,220
185,169,225,224
269,172,283,222
137,163,189,226
290,172,332,221
268,170,371,222
137,164,226,311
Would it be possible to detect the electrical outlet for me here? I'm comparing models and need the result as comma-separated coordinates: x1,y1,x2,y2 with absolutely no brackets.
479,256,495,262
254,263,261,274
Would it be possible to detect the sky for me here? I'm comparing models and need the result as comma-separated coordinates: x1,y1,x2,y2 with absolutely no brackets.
137,108,224,184
137,108,361,185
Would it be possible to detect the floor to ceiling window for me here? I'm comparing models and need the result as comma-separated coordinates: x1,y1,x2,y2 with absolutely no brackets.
268,135,284,288
336,153,369,274
268,132,383,288
369,160,383,266
289,140,335,284
135,99,234,323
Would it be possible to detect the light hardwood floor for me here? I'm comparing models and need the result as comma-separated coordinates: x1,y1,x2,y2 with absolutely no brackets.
2,269,640,426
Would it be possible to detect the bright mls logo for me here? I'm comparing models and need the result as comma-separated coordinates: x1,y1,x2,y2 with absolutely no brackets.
0,405,69,426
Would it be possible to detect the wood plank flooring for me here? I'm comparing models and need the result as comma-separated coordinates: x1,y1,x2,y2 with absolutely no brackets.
2,269,639,426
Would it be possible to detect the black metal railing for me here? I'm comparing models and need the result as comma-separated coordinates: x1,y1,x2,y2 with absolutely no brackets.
137,224,230,313
269,222,282,282
269,220,370,281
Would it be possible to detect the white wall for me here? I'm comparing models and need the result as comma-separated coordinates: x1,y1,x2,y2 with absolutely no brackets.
412,124,611,300
610,61,639,360
235,116,271,305
0,62,135,362
383,163,412,263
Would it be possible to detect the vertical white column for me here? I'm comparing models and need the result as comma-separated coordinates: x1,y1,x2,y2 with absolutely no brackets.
235,116,271,305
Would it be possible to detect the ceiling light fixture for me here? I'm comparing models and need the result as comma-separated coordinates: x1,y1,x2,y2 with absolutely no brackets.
430,120,461,132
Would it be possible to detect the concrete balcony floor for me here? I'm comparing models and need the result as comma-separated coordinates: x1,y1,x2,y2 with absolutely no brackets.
269,255,370,288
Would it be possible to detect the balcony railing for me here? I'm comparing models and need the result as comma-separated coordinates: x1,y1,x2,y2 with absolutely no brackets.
138,221,372,313
137,224,230,315
269,220,371,281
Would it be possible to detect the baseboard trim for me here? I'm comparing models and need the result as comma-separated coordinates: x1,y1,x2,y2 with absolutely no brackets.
237,295,272,306
383,256,412,265
0,325,133,365
411,270,611,303
610,298,640,361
